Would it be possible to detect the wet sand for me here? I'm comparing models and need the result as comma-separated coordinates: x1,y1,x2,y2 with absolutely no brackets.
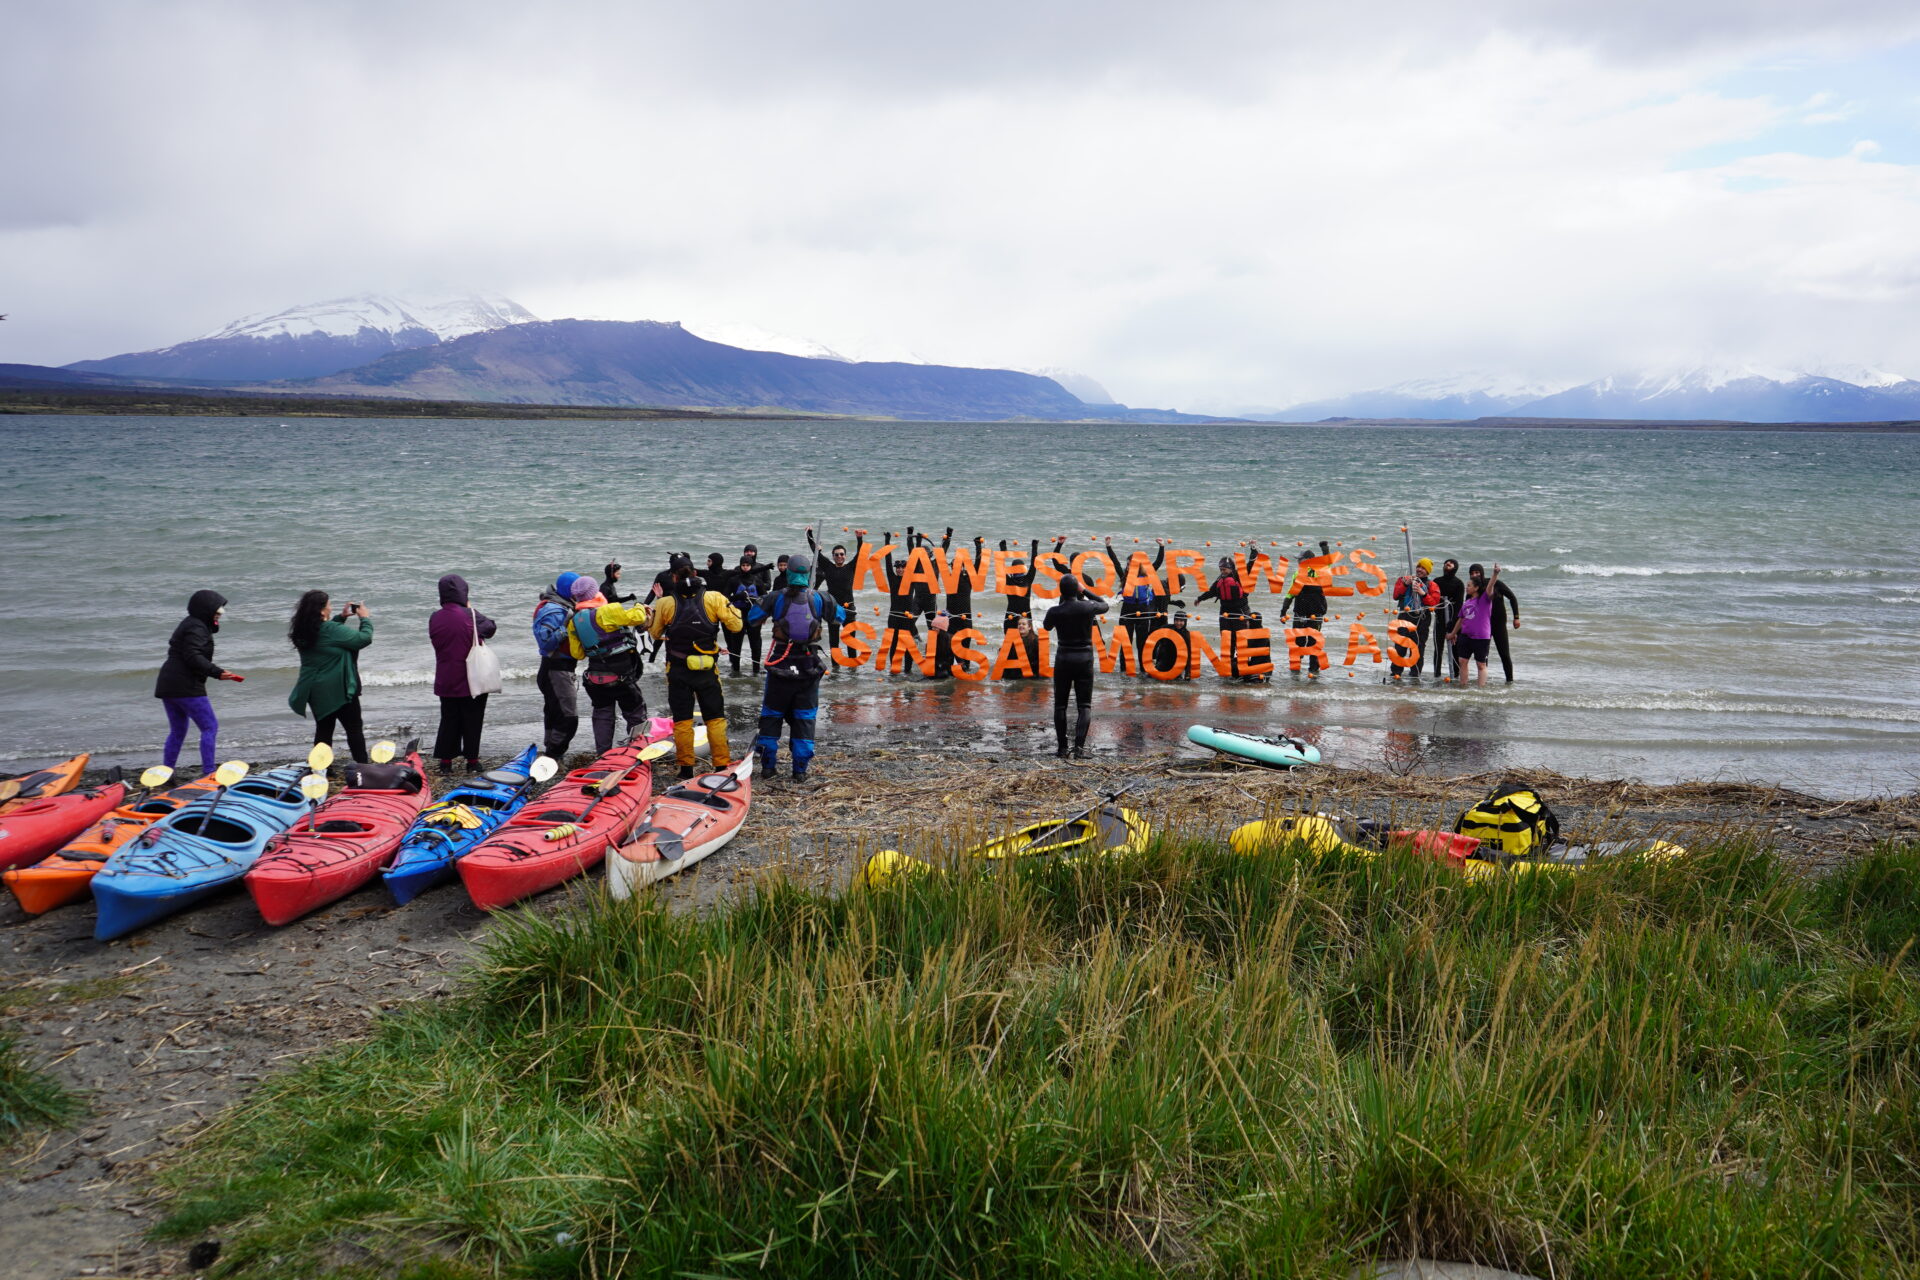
5,710,1916,1279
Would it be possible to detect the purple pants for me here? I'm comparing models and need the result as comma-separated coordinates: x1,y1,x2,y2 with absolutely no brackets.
162,696,219,775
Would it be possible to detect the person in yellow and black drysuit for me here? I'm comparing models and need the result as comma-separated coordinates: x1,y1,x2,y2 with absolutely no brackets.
646,554,744,778
564,576,651,754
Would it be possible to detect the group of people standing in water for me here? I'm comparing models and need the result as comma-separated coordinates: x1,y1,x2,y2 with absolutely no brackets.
152,530,1521,780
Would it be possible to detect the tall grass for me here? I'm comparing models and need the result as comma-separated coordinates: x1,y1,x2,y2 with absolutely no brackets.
160,833,1920,1278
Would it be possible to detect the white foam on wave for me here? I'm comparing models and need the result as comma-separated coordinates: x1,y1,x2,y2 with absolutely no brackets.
1291,679,1920,725
1558,563,1889,580
359,666,540,688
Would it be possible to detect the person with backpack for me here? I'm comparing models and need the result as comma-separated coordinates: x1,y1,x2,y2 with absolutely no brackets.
1279,540,1333,677
155,589,244,778
725,545,772,676
746,552,848,781
807,526,863,658
646,554,744,778
1043,574,1111,758
565,576,652,754
1389,558,1441,681
1448,562,1504,686
1195,553,1257,676
933,528,985,678
1104,537,1167,675
530,571,597,761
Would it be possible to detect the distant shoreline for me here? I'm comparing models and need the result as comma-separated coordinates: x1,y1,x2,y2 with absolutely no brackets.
2,386,1917,430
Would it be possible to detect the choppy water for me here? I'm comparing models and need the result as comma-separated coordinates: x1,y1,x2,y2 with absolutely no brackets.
1,415,1915,796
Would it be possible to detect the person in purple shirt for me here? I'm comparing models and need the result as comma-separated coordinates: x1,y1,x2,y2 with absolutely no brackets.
427,573,497,773
1447,562,1502,686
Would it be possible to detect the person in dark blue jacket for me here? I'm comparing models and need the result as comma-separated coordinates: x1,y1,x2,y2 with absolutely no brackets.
746,553,848,782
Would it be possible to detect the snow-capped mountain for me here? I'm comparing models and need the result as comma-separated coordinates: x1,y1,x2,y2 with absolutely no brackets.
1261,373,1574,421
1512,365,1920,422
678,321,851,362
1021,366,1118,406
1266,364,1920,423
67,292,539,383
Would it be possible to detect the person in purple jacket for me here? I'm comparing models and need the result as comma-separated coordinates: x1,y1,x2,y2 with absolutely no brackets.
1447,562,1502,687
427,573,498,774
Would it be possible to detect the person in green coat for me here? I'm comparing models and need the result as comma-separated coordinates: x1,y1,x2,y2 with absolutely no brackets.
287,588,375,763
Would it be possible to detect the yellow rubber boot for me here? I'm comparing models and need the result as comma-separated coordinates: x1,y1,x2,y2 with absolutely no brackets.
707,720,732,769
672,720,697,769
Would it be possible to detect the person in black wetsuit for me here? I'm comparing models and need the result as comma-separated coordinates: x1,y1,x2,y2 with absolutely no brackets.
1432,558,1464,678
726,545,772,675
1104,537,1167,675
1043,575,1110,758
932,527,985,677
1000,537,1066,631
807,526,863,658
906,530,939,634
1279,540,1332,676
1475,564,1521,682
648,554,688,602
880,528,925,674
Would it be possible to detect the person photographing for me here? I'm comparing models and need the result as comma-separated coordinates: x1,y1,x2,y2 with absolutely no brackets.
1043,574,1110,758
647,554,743,778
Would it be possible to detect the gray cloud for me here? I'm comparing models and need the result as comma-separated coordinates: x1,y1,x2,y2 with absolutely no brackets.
4,1,1919,407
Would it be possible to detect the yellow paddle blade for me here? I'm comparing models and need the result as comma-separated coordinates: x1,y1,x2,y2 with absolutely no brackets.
307,742,336,771
369,740,397,764
638,740,671,762
300,773,330,801
214,760,250,787
139,765,175,789
529,756,561,783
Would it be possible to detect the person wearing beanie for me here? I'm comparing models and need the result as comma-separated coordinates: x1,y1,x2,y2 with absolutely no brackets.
565,575,653,755
647,554,744,777
1390,558,1441,681
1042,574,1110,758
1279,540,1334,678
531,570,602,761
155,589,243,776
745,551,848,782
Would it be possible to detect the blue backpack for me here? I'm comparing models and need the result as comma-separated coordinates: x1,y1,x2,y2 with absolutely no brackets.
771,589,821,645
1129,584,1155,608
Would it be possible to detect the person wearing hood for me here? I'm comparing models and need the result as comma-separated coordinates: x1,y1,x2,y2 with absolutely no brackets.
746,552,847,781
287,589,373,762
427,574,498,773
647,554,744,778
155,589,243,776
1432,558,1465,679
1043,574,1110,758
531,571,599,761
725,544,772,675
566,575,653,754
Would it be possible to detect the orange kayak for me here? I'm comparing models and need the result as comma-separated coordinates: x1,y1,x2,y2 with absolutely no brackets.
2,772,220,914
0,754,88,817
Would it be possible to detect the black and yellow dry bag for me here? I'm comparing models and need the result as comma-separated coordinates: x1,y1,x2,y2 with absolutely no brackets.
1455,782,1560,857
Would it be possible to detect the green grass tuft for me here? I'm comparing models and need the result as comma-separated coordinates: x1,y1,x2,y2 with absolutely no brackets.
159,833,1920,1277
1,1029,78,1141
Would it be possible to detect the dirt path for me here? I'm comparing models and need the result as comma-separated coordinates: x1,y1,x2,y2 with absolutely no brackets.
5,729,1914,1278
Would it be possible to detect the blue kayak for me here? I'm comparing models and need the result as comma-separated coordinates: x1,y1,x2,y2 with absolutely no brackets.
92,765,313,940
382,745,540,904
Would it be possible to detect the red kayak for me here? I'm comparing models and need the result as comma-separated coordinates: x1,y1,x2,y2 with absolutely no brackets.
458,739,653,911
0,778,128,872
245,751,433,925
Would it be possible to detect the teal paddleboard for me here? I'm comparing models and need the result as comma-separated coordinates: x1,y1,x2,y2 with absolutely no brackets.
1186,724,1321,769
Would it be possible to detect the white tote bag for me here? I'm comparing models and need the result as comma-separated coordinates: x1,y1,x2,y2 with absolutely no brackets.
464,607,504,697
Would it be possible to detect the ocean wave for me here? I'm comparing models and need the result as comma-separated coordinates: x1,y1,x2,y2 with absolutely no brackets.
1557,563,1889,580
359,666,540,687
1294,681,1920,725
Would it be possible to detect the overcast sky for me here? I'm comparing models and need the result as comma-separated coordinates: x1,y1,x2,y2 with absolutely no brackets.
4,0,1920,410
